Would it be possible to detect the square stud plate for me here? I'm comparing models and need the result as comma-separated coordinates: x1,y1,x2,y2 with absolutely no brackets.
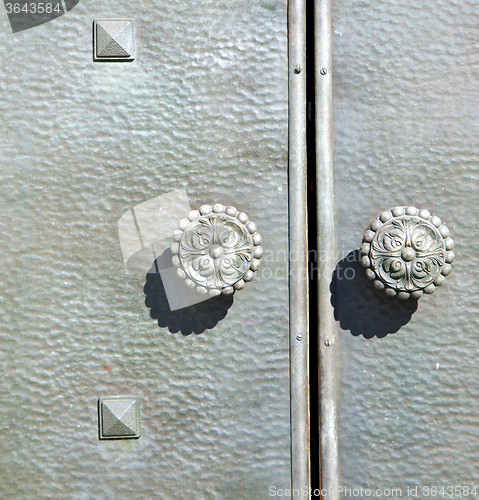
98,396,141,439
93,19,135,61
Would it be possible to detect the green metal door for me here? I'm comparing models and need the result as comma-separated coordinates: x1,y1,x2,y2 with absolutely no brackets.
0,0,308,497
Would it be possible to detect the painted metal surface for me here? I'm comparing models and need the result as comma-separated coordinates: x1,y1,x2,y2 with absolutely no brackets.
288,0,309,491
333,0,476,494
314,0,339,496
0,0,297,497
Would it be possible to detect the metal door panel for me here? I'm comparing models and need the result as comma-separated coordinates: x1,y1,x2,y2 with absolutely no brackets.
332,0,476,492
0,0,295,497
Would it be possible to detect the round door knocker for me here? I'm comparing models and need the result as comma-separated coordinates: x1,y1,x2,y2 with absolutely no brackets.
170,204,263,296
360,206,454,300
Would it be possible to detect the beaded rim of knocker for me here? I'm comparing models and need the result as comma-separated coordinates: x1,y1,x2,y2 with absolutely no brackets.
171,204,263,296
360,206,455,300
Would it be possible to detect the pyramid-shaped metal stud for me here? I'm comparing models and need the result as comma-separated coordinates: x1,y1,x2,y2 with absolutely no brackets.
93,19,135,61
98,396,141,439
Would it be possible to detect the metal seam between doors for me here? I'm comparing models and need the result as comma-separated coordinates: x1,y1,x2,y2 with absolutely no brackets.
314,0,339,496
288,0,310,492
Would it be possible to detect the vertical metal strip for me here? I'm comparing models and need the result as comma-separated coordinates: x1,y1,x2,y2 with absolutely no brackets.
288,0,310,492
314,0,339,496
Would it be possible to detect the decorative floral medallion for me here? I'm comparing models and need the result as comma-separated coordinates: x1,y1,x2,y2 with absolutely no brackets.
171,204,263,296
361,206,454,299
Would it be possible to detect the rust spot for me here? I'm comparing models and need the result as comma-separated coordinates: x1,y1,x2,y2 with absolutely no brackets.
405,398,410,403
43,252,52,256
103,362,114,371
433,416,438,423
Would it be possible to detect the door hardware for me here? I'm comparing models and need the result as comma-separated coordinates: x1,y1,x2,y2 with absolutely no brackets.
360,206,454,299
93,19,135,61
170,204,263,296
98,396,141,440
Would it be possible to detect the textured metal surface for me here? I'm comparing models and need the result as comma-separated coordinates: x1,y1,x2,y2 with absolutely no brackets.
333,0,477,492
0,0,290,497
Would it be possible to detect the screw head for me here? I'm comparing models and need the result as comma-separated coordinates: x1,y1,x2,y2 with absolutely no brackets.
320,68,327,75
324,339,331,346
294,65,302,74
296,334,303,342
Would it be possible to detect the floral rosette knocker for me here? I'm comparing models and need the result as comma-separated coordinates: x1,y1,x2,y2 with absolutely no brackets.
361,206,455,300
171,204,263,296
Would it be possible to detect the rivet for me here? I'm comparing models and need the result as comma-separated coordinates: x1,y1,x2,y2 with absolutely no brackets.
94,19,135,62
98,396,141,440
